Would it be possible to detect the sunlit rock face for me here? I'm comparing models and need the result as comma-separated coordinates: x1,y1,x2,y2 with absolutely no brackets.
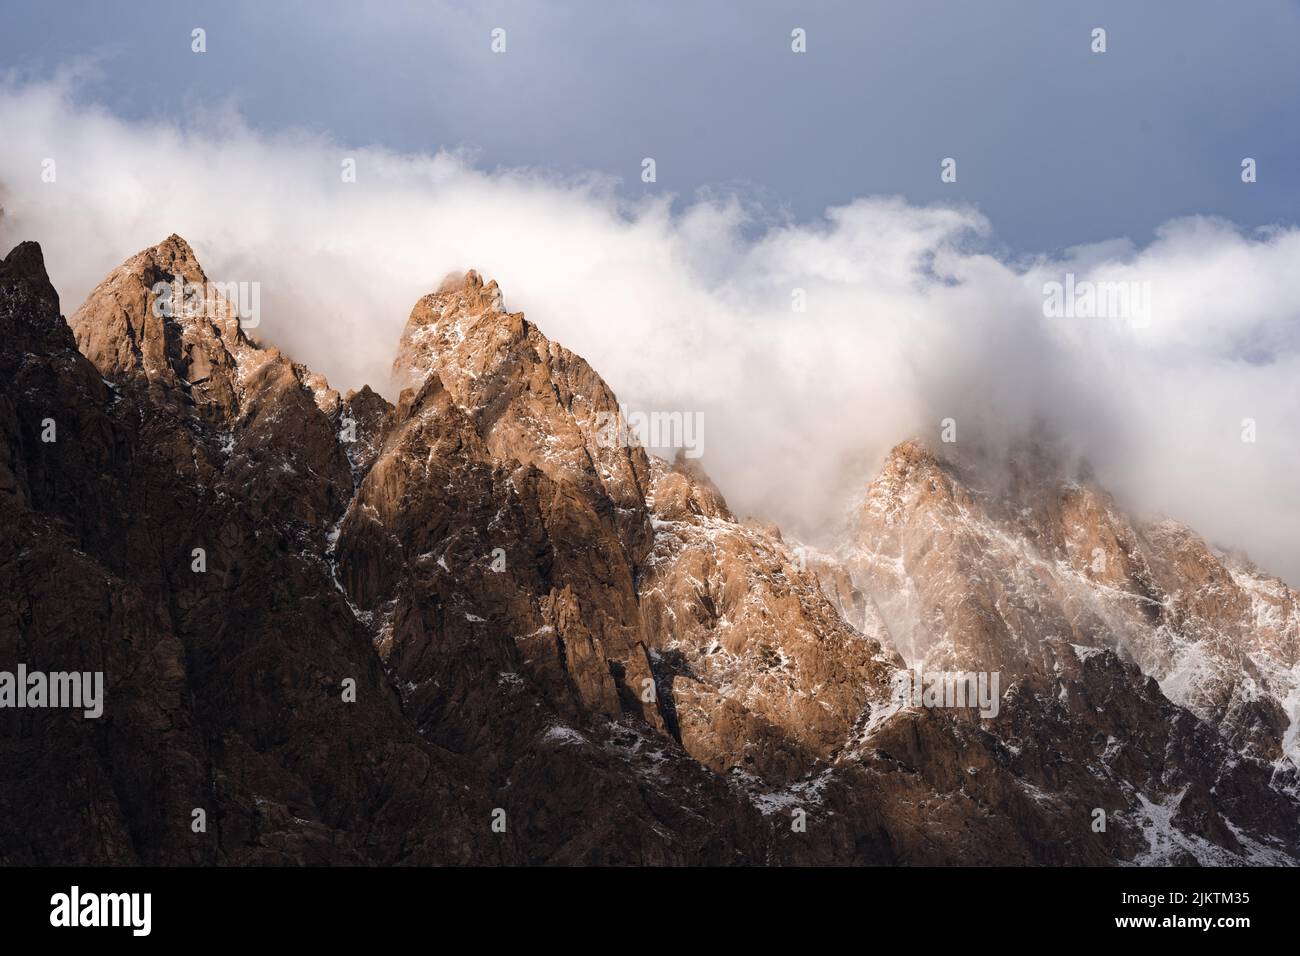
3,237,1296,865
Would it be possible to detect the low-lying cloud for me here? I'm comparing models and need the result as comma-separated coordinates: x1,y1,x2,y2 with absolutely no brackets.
3,72,1299,584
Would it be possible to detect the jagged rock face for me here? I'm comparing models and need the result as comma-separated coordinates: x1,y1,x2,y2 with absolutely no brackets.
393,270,653,561
640,455,900,784
337,384,391,479
1136,523,1300,764
69,235,354,535
843,438,1300,767
71,235,245,420
6,237,1299,866
836,438,1300,861
2,240,503,864
362,272,670,725
351,282,658,726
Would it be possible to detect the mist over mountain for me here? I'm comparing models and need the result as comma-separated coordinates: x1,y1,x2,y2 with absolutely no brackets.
2,75,1300,589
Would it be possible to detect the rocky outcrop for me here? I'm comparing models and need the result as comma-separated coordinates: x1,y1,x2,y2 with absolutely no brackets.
3,240,501,864
835,437,1300,861
640,453,900,783
4,236,1298,866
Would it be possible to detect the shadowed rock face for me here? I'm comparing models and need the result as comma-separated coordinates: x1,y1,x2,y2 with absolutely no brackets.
3,236,1298,865
3,239,506,865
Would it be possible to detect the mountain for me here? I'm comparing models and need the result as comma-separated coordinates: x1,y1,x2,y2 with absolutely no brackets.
2,235,1297,865
835,438,1300,863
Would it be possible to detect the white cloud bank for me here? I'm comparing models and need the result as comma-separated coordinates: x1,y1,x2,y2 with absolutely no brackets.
3,74,1299,584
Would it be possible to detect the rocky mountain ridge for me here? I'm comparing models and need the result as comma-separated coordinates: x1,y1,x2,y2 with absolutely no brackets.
2,234,1296,865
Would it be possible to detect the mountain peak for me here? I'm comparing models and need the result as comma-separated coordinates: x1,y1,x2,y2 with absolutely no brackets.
435,268,500,297
1,240,77,362
883,437,940,470
1,240,60,318
125,233,207,286
1,238,51,283
70,236,245,417
390,270,653,556
391,269,510,389
157,231,197,258
871,436,960,502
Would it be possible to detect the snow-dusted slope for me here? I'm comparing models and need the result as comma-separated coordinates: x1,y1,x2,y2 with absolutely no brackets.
833,438,1300,844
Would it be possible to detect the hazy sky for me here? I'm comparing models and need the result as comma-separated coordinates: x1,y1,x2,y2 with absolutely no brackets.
3,0,1299,254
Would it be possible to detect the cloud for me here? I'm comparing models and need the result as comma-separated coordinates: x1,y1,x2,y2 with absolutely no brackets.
3,75,1299,584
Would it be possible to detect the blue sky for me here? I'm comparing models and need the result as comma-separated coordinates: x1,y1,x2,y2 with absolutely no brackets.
4,0,1299,254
